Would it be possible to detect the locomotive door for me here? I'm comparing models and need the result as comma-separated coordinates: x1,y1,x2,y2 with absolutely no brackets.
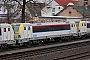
23,26,28,38
3,28,8,40
24,26,32,38
27,26,32,38
71,24,76,33
7,28,11,40
81,22,87,33
3,27,11,40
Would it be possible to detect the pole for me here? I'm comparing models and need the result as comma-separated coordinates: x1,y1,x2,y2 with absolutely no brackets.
83,6,84,19
22,0,26,23
14,0,33,22
7,4,10,23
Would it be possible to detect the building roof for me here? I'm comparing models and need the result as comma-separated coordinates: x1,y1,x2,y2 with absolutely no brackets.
73,6,90,17
56,5,90,18
55,0,75,7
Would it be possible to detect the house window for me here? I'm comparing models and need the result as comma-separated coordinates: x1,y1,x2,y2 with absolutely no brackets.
84,0,88,1
52,8,55,12
58,7,60,9
75,0,78,1
85,2,88,5
84,0,88,5
69,11,71,14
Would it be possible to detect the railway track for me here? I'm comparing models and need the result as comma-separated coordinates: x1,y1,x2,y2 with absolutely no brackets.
0,37,87,52
53,46,90,60
0,39,90,60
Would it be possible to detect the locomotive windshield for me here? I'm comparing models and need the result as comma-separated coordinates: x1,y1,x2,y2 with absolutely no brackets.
75,21,79,27
12,24,20,32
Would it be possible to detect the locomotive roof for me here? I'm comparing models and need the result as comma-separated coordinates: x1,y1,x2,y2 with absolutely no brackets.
30,22,71,26
11,22,75,26
0,23,10,27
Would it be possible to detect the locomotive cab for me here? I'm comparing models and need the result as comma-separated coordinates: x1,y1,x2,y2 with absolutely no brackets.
70,22,77,36
77,21,87,36
12,23,32,44
0,24,15,45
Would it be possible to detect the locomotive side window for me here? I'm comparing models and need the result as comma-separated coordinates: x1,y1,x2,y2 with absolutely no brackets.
82,24,83,26
8,28,10,31
71,24,73,27
24,27,26,30
74,24,76,27
28,27,30,30
87,23,90,28
4,28,6,32
33,24,70,33
0,28,1,35
84,23,86,26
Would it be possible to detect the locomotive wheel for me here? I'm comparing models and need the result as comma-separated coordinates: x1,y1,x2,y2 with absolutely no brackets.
1,44,8,50
24,41,32,47
28,41,32,46
26,41,32,47
59,40,62,42
23,43,29,47
38,40,43,45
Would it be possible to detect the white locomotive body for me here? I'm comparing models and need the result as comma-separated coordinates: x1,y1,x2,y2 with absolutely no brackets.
77,21,90,37
0,23,15,46
1,20,90,48
12,22,78,44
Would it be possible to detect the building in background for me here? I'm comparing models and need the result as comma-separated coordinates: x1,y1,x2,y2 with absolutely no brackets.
0,0,90,23
55,0,90,6
41,0,64,16
0,0,45,23
0,1,18,23
74,0,90,6
55,0,74,8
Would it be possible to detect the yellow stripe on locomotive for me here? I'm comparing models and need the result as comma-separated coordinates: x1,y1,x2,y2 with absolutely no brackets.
77,21,82,29
15,23,23,34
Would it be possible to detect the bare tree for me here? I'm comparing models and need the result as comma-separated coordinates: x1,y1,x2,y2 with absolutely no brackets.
0,0,18,23
0,0,47,23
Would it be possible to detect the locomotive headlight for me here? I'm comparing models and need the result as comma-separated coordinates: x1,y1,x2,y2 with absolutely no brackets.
18,35,21,38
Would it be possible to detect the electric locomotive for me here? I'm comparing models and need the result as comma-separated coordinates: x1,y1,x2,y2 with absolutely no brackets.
12,22,78,45
76,21,90,37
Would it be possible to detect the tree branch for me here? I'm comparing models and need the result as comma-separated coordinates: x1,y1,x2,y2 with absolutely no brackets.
13,0,22,7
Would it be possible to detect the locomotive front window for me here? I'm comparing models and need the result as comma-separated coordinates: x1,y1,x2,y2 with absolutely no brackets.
12,24,20,32
75,21,79,27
